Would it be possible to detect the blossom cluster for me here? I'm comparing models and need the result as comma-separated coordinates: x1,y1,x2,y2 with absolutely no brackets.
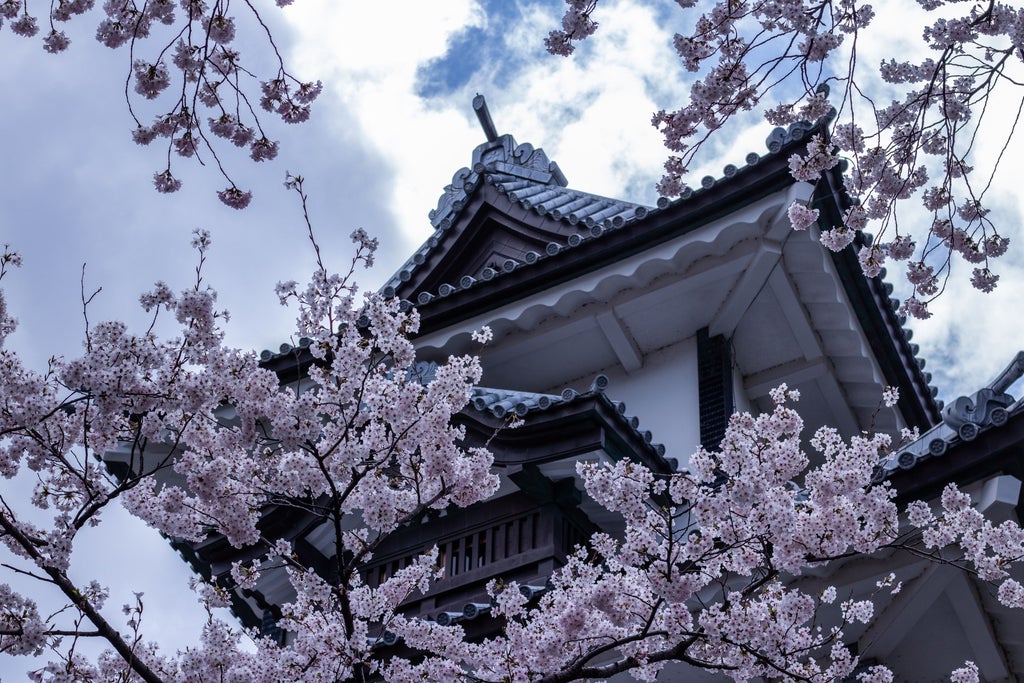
0,228,503,681
1,0,319,207
381,386,1015,682
544,0,599,56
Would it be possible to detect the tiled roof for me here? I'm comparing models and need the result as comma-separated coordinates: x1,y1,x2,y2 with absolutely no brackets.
374,582,551,648
380,119,821,306
259,337,312,362
875,351,1024,481
469,386,563,418
468,374,675,468
493,173,650,226
380,131,649,301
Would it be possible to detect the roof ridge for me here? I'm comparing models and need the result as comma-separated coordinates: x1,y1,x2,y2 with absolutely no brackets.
382,115,828,304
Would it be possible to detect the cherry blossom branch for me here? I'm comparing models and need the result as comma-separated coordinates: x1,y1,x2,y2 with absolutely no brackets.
548,0,1024,316
1,1,320,207
0,512,164,683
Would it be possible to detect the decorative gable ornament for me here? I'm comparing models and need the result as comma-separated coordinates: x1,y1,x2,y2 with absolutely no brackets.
429,96,567,231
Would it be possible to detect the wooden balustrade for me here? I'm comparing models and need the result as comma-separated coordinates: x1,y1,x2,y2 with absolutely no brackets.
364,492,595,620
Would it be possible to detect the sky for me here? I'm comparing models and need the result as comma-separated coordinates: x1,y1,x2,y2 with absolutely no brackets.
0,0,1022,677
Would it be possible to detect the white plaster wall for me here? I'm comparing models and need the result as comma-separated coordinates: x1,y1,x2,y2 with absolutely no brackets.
550,336,702,470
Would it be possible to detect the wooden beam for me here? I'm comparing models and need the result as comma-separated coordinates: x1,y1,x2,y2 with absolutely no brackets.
744,356,829,398
768,267,824,362
596,310,643,373
858,564,954,660
709,240,783,337
946,572,1010,681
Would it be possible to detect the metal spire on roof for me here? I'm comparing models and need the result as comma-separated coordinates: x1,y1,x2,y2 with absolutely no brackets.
473,94,499,142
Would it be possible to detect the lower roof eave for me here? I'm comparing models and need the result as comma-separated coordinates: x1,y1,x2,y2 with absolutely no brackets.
889,410,1024,504
458,393,676,476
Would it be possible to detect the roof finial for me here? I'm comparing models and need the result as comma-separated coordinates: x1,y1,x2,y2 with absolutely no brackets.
473,94,499,142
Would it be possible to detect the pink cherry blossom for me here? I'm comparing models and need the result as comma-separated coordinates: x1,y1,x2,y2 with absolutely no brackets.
10,13,39,36
787,201,819,231
970,267,999,293
820,226,855,252
2,0,317,205
152,169,182,193
204,14,235,44
217,186,253,209
249,137,279,162
42,30,70,53
1,228,1022,682
133,60,170,99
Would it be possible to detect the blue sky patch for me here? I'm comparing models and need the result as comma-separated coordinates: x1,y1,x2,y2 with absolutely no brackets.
415,0,555,99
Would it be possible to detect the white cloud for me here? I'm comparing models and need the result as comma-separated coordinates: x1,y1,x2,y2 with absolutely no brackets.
278,0,698,242
492,0,693,203
280,0,485,251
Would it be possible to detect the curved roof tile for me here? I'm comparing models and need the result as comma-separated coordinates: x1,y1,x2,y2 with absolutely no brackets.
876,351,1024,480
381,128,649,298
381,119,840,312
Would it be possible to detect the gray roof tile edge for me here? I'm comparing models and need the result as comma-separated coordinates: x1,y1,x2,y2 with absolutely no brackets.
469,375,674,468
372,583,552,647
874,351,1024,481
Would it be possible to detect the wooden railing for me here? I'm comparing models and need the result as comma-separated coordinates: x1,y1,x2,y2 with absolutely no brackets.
364,492,594,620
